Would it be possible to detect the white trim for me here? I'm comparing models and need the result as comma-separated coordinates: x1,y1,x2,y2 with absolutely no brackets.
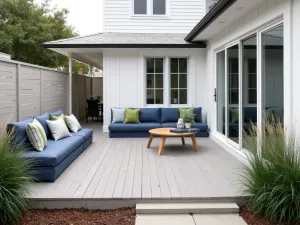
238,40,243,150
210,132,247,164
103,125,109,133
68,53,73,115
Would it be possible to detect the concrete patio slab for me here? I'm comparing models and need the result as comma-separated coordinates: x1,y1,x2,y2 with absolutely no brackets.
193,214,248,225
136,214,195,225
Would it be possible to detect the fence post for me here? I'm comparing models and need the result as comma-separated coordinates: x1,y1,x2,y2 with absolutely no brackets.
40,68,43,115
16,63,20,121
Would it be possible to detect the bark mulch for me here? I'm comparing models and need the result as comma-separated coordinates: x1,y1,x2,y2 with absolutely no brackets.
19,208,136,225
240,206,294,225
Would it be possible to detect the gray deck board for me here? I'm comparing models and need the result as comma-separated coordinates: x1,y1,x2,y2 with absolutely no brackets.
29,123,244,201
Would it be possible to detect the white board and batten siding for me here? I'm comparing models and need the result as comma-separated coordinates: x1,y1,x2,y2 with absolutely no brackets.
102,48,207,132
0,59,68,123
104,0,206,33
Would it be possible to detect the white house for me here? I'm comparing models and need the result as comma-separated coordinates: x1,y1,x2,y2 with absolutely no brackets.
42,0,296,155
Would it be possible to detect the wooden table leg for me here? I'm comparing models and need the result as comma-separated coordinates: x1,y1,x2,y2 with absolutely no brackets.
158,136,166,156
191,134,198,152
147,134,154,148
181,136,185,145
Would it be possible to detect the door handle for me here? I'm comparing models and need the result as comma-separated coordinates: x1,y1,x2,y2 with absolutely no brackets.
214,88,217,102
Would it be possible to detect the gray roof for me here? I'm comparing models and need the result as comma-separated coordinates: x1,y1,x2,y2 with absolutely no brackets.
42,32,205,48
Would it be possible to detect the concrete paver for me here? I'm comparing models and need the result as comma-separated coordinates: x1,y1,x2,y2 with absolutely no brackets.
193,214,248,225
136,214,195,225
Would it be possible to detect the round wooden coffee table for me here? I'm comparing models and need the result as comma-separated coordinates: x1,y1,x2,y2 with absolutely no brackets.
147,128,198,156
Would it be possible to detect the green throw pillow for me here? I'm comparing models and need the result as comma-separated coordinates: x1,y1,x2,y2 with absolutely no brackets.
124,108,140,123
50,114,65,121
179,108,195,123
230,108,239,123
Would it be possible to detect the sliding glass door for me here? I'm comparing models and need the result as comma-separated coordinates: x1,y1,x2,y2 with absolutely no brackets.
215,23,284,151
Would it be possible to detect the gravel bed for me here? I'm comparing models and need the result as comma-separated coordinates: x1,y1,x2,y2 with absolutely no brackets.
19,208,136,225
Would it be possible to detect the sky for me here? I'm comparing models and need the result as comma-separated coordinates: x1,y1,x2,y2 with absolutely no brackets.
35,0,104,36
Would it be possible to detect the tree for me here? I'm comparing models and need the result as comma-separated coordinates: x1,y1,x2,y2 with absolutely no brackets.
0,0,88,72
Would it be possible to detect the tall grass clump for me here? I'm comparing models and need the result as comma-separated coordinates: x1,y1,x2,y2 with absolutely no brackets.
0,121,34,225
241,118,300,224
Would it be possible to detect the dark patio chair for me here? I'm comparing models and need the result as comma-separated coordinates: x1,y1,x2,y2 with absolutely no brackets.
86,99,99,123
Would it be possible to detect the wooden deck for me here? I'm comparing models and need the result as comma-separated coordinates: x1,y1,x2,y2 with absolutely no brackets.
29,123,245,209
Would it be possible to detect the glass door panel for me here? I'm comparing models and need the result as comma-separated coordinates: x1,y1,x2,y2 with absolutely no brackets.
242,36,257,149
227,44,239,145
216,51,225,135
262,25,284,124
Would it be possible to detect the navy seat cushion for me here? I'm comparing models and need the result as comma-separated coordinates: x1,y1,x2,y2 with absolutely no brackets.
49,110,64,117
72,128,93,141
194,107,202,123
191,123,209,131
161,108,180,123
140,108,161,123
7,118,34,145
161,122,208,131
35,113,50,137
109,123,161,132
22,135,84,167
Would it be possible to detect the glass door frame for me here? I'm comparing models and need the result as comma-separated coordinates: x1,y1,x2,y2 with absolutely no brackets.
214,20,284,152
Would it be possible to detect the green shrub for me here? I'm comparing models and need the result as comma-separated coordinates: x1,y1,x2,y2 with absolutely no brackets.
241,119,300,224
0,123,34,225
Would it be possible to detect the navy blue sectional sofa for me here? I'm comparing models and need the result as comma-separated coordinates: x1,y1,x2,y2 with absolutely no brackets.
7,110,93,182
109,107,209,138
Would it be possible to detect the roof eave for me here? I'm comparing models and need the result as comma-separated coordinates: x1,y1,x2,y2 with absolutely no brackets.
185,0,237,42
41,43,206,49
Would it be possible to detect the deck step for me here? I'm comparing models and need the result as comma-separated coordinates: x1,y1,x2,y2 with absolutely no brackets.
136,203,240,215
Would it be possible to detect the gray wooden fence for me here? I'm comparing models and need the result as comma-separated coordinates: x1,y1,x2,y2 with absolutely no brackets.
0,58,101,123
0,59,68,122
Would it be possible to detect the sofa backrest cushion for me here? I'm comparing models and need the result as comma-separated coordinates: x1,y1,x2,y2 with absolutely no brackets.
50,110,64,117
161,108,180,123
35,113,50,137
194,107,202,123
140,108,161,123
7,118,34,146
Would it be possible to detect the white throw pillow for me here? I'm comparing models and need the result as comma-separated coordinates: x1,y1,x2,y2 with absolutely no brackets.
111,108,125,123
46,118,72,141
65,114,82,132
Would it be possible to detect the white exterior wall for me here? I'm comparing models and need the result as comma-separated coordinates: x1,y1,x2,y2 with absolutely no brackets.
104,0,205,33
102,48,207,131
205,0,292,146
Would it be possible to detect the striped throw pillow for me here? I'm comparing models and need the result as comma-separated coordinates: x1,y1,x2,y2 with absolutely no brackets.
26,119,47,151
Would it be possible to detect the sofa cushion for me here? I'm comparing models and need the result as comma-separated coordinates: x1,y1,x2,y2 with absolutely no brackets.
109,122,161,132
161,122,177,128
7,118,34,145
72,128,93,141
35,113,50,137
161,122,208,131
22,135,84,167
140,108,161,123
161,108,180,123
191,123,209,131
194,107,202,123
49,110,64,117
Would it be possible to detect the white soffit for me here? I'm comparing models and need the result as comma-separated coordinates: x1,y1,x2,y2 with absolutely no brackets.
193,0,265,41
50,48,103,69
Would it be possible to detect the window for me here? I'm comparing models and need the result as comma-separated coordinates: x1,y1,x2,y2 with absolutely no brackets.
134,0,147,14
170,58,188,104
153,0,166,15
146,58,164,104
133,0,166,15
